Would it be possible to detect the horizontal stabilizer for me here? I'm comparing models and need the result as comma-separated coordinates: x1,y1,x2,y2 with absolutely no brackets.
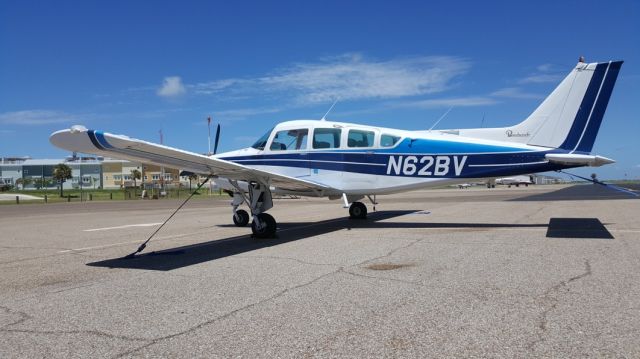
545,153,615,167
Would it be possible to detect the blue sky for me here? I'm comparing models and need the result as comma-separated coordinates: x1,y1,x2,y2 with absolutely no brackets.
1,0,638,180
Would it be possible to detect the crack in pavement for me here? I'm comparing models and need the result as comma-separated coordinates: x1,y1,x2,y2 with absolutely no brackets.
0,305,32,330
526,259,592,352
3,328,149,342
339,268,420,286
112,267,342,358
1,304,147,343
114,239,428,357
234,254,337,267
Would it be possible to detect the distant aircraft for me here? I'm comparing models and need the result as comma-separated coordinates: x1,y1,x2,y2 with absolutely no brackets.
51,59,623,238
452,183,471,189
495,175,534,187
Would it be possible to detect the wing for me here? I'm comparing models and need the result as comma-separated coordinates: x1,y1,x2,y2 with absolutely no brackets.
49,126,330,192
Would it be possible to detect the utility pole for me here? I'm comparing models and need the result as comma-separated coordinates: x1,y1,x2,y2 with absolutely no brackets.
207,116,212,156
159,129,165,196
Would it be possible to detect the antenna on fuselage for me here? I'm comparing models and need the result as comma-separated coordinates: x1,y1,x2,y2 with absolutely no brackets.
428,107,453,131
320,99,339,121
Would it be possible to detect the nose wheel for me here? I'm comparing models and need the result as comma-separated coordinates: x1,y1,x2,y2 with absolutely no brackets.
233,209,250,227
349,201,367,219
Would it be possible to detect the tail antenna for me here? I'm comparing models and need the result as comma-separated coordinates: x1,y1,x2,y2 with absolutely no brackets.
321,99,339,121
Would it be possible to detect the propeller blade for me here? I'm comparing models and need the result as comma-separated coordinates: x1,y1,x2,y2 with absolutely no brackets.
213,124,221,155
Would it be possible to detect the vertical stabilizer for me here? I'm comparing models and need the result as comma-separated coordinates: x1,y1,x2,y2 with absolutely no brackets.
454,60,622,153
514,61,622,152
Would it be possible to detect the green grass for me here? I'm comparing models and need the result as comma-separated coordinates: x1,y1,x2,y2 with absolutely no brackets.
1,187,228,205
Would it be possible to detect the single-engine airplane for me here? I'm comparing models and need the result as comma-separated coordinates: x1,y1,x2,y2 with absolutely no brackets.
50,59,623,238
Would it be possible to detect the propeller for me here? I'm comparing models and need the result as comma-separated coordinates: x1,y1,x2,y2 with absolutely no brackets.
213,123,221,155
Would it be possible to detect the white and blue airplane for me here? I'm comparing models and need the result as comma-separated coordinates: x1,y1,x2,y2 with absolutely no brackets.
50,59,623,238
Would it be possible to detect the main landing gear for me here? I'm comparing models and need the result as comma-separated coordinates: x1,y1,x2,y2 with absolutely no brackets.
349,202,367,219
342,193,376,220
230,181,277,238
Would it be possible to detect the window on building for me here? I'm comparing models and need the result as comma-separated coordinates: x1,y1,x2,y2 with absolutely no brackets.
152,174,160,180
113,175,122,181
270,129,309,151
347,129,375,148
143,176,148,181
123,175,131,181
164,174,172,180
313,128,341,149
380,134,401,147
82,176,91,184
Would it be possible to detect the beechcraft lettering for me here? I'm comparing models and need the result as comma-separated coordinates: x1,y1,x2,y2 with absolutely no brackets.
386,155,467,176
50,59,624,241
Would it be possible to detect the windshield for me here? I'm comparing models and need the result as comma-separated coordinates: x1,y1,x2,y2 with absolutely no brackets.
251,127,274,150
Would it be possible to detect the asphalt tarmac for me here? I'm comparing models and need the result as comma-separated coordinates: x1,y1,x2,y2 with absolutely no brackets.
0,184,639,358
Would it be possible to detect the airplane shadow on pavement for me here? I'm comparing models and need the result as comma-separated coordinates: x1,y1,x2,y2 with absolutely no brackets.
86,210,608,271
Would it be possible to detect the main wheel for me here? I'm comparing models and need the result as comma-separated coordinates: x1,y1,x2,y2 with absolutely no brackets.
251,213,277,238
233,209,250,227
349,202,367,219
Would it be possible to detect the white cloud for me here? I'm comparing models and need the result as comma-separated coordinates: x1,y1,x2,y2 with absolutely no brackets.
213,107,281,119
193,54,471,105
0,110,78,125
157,76,186,98
519,73,563,84
396,96,498,109
519,63,563,84
536,63,554,72
491,87,543,99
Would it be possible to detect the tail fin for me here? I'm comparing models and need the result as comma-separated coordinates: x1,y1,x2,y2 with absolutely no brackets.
510,60,622,152
455,60,622,153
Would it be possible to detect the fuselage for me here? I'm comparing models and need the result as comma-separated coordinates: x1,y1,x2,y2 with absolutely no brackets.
216,119,572,196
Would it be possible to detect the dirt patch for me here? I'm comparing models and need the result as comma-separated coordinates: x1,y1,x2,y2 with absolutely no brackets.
365,263,413,271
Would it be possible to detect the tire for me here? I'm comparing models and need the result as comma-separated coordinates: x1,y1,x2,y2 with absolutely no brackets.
233,209,250,227
349,202,367,219
251,213,277,238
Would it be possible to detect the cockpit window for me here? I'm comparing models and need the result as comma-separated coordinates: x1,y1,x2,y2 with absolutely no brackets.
313,128,341,149
270,129,309,151
251,127,274,150
380,134,401,147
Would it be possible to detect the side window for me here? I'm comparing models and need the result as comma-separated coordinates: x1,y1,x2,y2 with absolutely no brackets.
313,128,341,149
270,129,309,151
347,129,375,148
380,134,401,147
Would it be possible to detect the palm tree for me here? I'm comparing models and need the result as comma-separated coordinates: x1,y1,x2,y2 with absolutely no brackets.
131,169,141,196
20,177,33,190
188,173,198,191
53,163,73,197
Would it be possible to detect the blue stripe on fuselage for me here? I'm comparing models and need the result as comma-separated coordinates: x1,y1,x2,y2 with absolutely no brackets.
385,137,530,154
221,147,561,179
